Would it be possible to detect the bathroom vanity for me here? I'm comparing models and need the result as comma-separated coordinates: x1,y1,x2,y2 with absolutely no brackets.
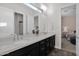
0,33,55,56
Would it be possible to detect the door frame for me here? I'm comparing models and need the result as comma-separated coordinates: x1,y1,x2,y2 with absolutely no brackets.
60,4,76,50
14,12,23,35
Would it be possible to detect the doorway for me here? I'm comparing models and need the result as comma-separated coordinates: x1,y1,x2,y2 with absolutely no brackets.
61,5,76,54
14,13,23,35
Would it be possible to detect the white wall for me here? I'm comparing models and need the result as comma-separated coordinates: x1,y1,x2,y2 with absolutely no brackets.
27,15,34,34
61,16,76,34
53,5,61,49
76,4,79,56
39,13,48,33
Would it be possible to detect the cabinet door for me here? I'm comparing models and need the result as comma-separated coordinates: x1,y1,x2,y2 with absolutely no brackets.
52,35,55,47
46,38,50,48
28,47,39,56
27,43,39,56
45,38,50,54
49,35,55,50
39,40,46,56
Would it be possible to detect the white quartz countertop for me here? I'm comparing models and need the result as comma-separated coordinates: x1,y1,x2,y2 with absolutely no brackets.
0,33,55,56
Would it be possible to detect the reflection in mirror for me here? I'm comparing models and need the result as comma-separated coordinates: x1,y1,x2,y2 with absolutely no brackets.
34,16,38,27
32,16,39,34
0,22,7,27
14,12,23,35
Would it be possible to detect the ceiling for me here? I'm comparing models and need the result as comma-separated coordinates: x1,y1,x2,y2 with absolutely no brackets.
61,4,76,16
24,3,76,16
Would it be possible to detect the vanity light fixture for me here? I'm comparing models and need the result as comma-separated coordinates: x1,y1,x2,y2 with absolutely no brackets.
40,4,47,11
0,22,7,27
24,3,42,13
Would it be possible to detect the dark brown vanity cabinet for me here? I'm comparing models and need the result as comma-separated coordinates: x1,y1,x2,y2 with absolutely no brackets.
4,46,29,56
49,35,55,50
45,38,50,55
39,40,47,56
26,43,39,56
4,35,55,56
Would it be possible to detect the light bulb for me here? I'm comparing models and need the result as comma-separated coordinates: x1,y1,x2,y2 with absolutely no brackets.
41,4,47,11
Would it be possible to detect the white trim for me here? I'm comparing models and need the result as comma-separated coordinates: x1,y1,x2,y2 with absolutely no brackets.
60,4,76,53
